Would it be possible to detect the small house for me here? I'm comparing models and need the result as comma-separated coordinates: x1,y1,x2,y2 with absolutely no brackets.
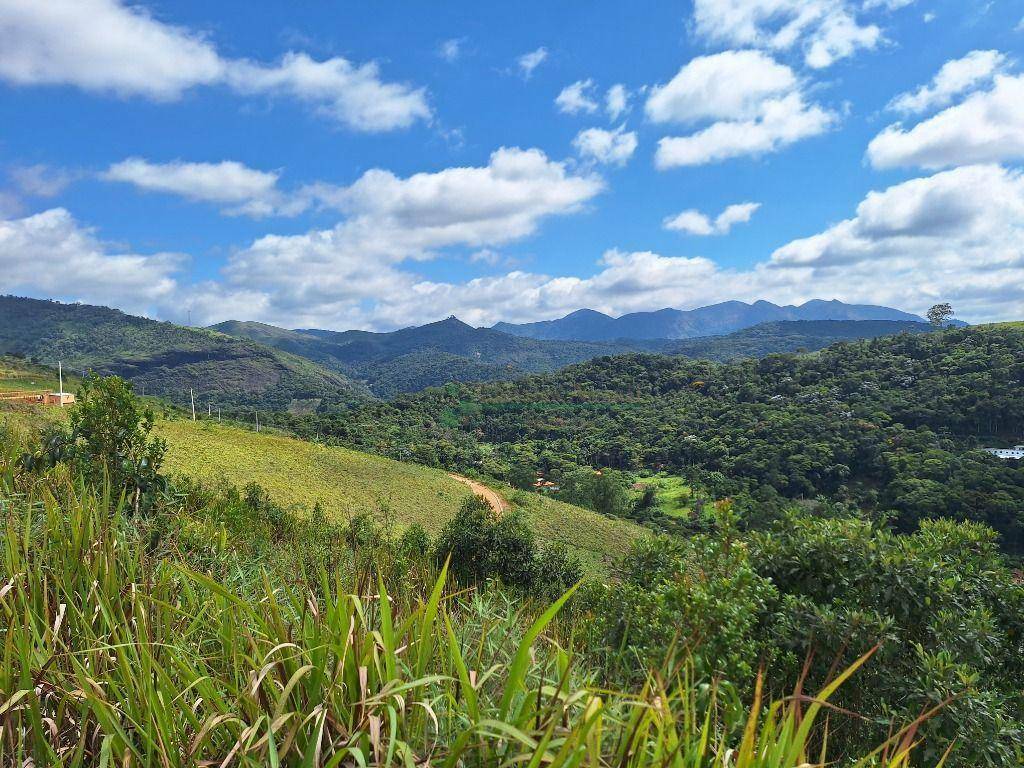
983,446,1024,460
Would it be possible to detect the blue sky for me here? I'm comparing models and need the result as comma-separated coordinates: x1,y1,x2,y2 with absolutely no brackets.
1,0,1022,330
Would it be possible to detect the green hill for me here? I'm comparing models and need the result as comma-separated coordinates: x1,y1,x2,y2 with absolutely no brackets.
0,296,370,413
156,418,643,574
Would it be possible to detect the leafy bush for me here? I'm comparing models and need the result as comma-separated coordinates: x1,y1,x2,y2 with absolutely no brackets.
435,495,581,596
589,532,776,684
752,515,1024,766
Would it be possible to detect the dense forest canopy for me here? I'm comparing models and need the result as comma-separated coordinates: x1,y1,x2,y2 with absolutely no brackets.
280,324,1024,554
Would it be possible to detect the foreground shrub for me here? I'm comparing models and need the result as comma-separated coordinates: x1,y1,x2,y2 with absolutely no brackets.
0,466,931,767
435,494,582,596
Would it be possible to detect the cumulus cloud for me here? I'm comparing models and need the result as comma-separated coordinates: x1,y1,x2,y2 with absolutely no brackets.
690,0,887,69
572,126,638,166
0,207,183,314
555,79,599,114
517,47,548,78
0,0,430,131
647,52,836,168
867,74,1024,169
168,147,605,328
887,50,1009,114
192,165,1024,329
606,84,629,120
664,202,761,235
224,54,430,132
102,158,286,216
9,164,1024,328
102,147,606,222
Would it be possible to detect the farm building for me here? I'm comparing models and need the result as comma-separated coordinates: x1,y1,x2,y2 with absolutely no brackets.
0,390,75,406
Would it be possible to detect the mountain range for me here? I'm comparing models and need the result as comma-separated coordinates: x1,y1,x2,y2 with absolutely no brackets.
1,295,936,407
493,299,926,341
210,317,637,397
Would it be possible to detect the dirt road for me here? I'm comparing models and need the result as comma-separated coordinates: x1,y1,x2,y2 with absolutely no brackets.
448,473,510,515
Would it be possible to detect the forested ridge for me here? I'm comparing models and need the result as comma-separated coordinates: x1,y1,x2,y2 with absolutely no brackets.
0,295,370,411
280,323,1024,553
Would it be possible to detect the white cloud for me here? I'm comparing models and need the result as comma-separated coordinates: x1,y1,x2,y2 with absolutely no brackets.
224,54,430,132
10,165,1024,329
555,79,599,114
0,0,430,131
655,92,836,167
572,126,638,166
646,51,796,124
8,164,76,197
194,165,1024,329
887,50,1009,114
923,12,936,23
517,47,548,78
863,0,916,9
763,164,1024,321
606,84,629,120
664,202,761,235
867,74,1024,169
438,38,464,62
103,147,605,221
691,0,885,69
103,158,281,209
647,52,836,168
170,147,605,328
0,208,182,313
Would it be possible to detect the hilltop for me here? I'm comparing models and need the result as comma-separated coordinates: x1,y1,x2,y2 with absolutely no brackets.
0,296,369,413
494,299,926,341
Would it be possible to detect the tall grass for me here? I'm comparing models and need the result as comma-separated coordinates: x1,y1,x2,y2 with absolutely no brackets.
0,457,932,765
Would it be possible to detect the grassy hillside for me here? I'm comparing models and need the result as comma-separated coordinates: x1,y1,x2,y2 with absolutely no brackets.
0,296,369,413
156,418,642,573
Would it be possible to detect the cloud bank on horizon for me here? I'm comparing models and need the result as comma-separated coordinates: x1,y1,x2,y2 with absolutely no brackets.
0,0,1022,330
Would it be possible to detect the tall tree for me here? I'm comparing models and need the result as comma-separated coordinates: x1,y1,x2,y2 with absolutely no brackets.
927,302,954,327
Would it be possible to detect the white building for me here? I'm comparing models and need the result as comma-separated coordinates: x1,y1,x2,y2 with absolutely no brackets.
983,445,1024,460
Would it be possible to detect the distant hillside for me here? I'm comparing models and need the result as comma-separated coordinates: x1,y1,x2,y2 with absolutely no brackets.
211,316,636,397
213,315,943,397
0,296,369,412
664,319,934,360
494,299,926,341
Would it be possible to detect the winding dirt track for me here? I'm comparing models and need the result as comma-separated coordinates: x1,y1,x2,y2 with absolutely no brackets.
448,473,510,515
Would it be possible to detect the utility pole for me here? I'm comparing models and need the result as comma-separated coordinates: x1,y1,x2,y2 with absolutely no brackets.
255,410,260,433
58,361,64,406
218,408,221,422
208,404,211,417
190,388,196,421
